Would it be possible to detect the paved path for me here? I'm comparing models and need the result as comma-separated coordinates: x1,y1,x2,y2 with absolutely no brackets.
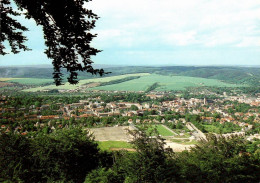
186,122,207,140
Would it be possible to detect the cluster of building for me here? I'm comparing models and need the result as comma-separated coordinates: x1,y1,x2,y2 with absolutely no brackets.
0,93,260,134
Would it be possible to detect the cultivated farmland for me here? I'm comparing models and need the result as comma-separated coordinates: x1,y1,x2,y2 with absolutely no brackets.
91,74,244,91
23,73,150,92
9,78,54,85
0,78,21,81
21,73,245,92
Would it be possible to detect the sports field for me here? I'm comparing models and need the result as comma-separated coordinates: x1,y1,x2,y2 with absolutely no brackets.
146,124,175,136
88,126,136,141
98,141,133,151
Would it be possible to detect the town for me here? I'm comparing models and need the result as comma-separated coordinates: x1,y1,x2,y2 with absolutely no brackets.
1,90,260,145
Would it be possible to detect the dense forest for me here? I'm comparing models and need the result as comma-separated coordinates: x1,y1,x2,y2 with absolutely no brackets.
1,127,259,183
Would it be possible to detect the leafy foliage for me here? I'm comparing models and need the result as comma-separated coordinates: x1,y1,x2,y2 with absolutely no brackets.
0,127,110,183
0,0,30,55
176,134,260,183
1,0,109,85
1,125,260,183
87,127,178,183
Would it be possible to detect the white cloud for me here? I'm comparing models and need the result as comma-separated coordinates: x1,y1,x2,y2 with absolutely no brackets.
87,0,260,48
164,31,197,46
236,37,260,47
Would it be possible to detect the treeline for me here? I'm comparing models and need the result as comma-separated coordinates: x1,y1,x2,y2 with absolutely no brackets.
145,82,160,93
99,76,140,87
0,128,112,183
3,66,259,86
1,127,259,183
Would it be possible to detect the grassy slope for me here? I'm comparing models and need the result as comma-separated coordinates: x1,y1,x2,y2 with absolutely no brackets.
92,74,245,92
145,125,175,136
9,78,54,85
98,141,133,151
154,125,175,136
23,73,150,92
0,78,22,81
1,66,259,86
22,73,246,92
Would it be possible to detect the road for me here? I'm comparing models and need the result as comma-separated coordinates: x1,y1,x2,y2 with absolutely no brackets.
186,122,207,141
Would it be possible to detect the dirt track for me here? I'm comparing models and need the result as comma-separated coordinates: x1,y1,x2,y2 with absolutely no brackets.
0,82,13,88
89,126,135,141
89,126,195,152
164,142,195,152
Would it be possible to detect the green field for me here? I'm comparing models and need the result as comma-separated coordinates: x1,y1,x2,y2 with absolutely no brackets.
0,78,21,81
147,125,175,136
91,74,244,91
22,73,245,92
9,78,54,85
202,124,241,134
98,141,133,151
23,73,150,92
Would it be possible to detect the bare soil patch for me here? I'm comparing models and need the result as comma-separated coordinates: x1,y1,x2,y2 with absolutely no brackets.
0,82,13,88
89,126,135,141
165,142,195,152
110,148,136,152
82,82,100,88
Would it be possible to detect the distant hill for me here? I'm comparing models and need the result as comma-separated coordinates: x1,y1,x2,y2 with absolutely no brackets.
1,65,259,86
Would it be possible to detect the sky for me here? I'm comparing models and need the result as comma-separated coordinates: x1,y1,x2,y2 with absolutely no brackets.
1,0,260,66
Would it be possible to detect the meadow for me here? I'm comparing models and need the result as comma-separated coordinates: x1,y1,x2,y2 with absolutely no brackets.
153,125,175,136
0,78,21,81
144,124,175,136
91,74,244,91
98,141,133,151
23,73,150,92
0,78,54,85
9,78,54,85
11,73,246,92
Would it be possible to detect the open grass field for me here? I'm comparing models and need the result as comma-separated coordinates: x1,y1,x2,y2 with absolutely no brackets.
9,78,54,85
0,78,53,85
98,141,133,151
22,73,245,92
153,125,175,136
145,124,175,136
0,78,21,81
91,74,245,92
23,73,150,92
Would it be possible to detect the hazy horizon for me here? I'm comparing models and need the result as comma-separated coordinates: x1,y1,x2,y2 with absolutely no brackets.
1,63,260,68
